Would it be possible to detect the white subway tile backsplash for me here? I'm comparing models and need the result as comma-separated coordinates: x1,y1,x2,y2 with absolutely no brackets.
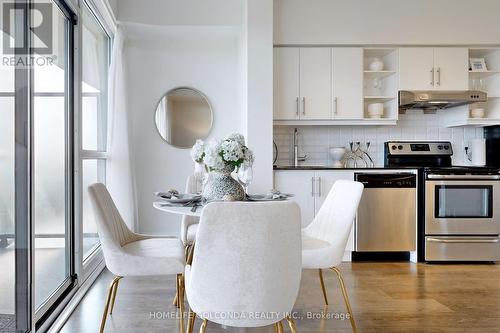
274,113,485,167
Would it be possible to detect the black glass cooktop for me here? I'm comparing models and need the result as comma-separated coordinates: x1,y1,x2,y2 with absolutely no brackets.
425,166,500,175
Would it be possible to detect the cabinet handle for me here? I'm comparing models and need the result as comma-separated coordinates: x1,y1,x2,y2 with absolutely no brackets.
302,97,306,115
334,97,338,115
430,68,434,86
295,97,299,116
316,177,321,197
436,67,441,86
311,177,315,197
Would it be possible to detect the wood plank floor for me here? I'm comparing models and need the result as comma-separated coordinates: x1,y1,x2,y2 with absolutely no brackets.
60,262,500,333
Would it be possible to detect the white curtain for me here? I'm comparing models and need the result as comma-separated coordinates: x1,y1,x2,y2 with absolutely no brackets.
106,27,137,229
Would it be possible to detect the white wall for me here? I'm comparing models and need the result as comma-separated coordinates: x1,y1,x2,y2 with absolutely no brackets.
117,0,243,26
274,0,500,45
125,24,242,234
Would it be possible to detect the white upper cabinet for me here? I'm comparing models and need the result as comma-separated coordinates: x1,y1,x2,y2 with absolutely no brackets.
433,48,469,90
274,47,300,120
274,47,363,121
399,47,468,91
333,48,364,119
399,48,435,90
299,48,332,119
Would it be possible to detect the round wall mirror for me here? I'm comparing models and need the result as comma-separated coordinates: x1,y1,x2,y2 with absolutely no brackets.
154,87,213,148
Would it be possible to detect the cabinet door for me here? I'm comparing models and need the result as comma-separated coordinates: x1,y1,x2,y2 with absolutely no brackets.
399,47,435,90
274,48,300,120
332,48,363,119
299,48,332,119
274,171,315,227
314,171,356,257
433,47,468,90
314,171,355,214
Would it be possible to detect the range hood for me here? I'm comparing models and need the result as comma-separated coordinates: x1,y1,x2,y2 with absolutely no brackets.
398,90,487,113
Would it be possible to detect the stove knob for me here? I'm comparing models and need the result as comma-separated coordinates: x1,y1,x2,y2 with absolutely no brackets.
398,145,403,150
392,145,397,150
438,145,443,150
444,145,450,150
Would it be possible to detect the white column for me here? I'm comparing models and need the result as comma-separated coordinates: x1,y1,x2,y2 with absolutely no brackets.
241,0,274,193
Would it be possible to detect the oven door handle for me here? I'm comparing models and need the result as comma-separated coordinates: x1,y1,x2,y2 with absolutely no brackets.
427,237,500,244
427,174,500,180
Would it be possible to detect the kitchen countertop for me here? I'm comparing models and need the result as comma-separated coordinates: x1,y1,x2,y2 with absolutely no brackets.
274,165,419,171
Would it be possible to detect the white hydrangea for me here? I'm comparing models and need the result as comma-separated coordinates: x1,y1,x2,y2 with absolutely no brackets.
204,140,226,171
190,139,205,163
224,133,246,146
220,139,244,162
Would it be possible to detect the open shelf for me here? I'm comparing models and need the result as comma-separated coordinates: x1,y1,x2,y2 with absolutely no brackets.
364,70,397,79
445,118,500,127
364,96,396,102
469,70,500,78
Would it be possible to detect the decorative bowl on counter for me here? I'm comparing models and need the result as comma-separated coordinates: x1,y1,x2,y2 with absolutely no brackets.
367,103,384,118
329,146,346,168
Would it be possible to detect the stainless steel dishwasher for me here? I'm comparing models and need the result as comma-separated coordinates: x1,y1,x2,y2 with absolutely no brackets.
355,173,417,252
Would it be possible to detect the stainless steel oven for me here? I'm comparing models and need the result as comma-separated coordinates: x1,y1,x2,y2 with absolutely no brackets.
425,175,500,234
424,172,500,261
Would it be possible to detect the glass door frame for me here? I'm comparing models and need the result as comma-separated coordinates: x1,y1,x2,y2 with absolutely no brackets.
33,0,77,325
14,0,78,331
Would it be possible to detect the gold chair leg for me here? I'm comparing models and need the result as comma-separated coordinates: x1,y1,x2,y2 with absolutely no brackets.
187,242,195,265
187,308,196,333
99,276,122,333
331,267,357,333
285,316,298,333
109,277,122,315
199,319,208,333
177,274,185,333
274,323,279,333
278,321,284,333
318,269,329,306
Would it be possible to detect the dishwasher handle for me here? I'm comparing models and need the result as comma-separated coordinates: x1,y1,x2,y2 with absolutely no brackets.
355,173,416,188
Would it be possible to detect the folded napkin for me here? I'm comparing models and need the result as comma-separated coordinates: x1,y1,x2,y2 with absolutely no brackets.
154,189,180,199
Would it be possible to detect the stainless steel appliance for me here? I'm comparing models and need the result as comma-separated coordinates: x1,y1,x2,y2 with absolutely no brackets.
424,167,500,261
384,140,500,262
355,173,417,252
485,126,500,167
398,90,487,112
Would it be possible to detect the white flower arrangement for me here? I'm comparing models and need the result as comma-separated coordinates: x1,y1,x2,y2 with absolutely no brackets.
191,133,254,171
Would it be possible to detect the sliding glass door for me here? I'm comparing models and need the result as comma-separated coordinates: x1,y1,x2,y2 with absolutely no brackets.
1,0,76,331
0,5,17,331
32,0,76,320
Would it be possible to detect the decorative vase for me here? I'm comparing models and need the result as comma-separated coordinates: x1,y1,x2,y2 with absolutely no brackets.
202,165,245,201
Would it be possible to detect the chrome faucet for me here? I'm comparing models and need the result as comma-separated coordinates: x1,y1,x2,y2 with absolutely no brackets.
293,128,307,167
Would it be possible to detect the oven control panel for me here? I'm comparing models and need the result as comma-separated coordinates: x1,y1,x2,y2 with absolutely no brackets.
386,141,453,156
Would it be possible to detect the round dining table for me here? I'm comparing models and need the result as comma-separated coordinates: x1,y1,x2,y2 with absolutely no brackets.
153,201,203,217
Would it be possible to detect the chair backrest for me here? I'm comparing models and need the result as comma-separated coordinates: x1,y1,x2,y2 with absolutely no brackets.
88,183,138,267
303,180,364,254
187,201,302,328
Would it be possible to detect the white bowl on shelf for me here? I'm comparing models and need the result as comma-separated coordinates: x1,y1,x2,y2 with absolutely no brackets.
367,103,384,118
470,108,486,118
369,58,385,71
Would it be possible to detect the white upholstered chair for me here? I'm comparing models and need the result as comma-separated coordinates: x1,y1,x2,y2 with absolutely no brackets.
180,175,200,253
302,180,364,333
184,201,302,333
89,183,186,333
